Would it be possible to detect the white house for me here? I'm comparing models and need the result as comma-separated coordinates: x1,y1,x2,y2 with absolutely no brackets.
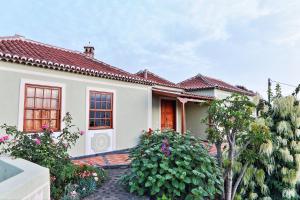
0,35,255,157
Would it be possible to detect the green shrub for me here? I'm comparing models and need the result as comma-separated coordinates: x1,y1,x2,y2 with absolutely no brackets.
121,130,223,200
0,113,106,199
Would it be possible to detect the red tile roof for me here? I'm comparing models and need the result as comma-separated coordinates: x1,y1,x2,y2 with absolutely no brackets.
178,74,255,96
136,69,179,87
0,35,151,85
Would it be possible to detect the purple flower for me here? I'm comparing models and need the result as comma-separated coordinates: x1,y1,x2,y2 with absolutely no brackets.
161,138,171,157
0,135,9,143
35,138,41,145
41,124,49,130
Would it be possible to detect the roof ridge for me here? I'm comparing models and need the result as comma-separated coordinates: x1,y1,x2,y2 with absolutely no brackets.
136,69,176,85
196,74,216,87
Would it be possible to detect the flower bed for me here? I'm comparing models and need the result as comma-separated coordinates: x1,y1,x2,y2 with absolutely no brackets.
0,112,106,199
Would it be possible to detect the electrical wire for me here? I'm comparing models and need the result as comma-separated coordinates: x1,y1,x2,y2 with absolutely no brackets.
269,79,298,88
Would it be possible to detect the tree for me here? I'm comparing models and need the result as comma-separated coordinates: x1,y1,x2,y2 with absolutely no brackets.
267,96,300,199
274,83,282,99
206,94,270,200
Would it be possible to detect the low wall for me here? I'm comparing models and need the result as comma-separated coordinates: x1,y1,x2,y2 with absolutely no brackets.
0,157,50,200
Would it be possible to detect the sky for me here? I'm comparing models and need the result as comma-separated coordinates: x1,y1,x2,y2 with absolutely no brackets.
1,0,300,98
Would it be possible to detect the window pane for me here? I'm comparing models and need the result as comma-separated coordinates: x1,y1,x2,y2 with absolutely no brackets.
100,119,105,126
96,102,101,109
96,94,101,101
50,120,56,129
34,110,41,119
51,99,58,109
95,111,101,119
107,102,111,109
36,88,43,98
51,111,57,119
100,102,106,109
101,95,106,101
34,120,41,130
90,101,95,109
89,119,95,127
26,98,34,108
35,98,43,108
100,111,105,118
42,120,50,127
52,90,59,98
27,87,35,97
42,110,50,119
90,94,95,102
105,112,111,118
105,119,111,127
106,95,111,101
25,110,33,119
89,111,95,118
95,119,100,126
25,120,33,130
43,99,51,109
44,89,51,98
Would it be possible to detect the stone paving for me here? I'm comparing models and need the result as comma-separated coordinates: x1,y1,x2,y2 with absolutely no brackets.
84,168,149,200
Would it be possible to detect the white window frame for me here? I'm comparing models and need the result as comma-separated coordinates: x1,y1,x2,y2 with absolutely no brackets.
85,87,116,154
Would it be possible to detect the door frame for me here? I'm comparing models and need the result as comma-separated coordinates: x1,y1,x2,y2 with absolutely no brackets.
159,97,178,131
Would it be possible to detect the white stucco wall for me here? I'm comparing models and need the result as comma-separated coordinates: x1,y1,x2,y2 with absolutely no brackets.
0,62,150,157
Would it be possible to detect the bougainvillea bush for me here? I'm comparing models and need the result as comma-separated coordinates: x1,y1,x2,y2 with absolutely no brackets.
121,129,223,200
0,112,106,199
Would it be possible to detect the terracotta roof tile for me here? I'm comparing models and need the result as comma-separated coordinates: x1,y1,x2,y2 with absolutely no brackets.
0,35,151,85
136,69,179,87
178,74,255,96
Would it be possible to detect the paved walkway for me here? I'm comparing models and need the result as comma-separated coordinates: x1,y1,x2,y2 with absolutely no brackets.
72,152,130,168
84,168,149,200
72,143,218,168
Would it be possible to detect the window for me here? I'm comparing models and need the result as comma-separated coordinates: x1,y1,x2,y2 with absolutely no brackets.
24,84,61,132
89,91,113,129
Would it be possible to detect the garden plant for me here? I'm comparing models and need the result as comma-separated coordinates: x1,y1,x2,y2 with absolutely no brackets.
206,94,272,200
0,112,106,200
122,129,223,200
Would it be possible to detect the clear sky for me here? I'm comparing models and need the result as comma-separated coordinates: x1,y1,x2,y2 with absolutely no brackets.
1,0,300,97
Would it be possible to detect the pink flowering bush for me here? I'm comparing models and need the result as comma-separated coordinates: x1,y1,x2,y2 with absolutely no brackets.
0,112,105,199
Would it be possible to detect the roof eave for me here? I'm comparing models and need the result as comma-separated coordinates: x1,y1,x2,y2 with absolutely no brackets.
0,53,154,86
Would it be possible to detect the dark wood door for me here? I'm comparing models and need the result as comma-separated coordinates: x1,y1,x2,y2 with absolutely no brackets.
161,99,176,130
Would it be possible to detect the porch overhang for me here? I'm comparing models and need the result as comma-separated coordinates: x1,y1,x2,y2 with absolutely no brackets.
152,87,213,134
152,87,213,102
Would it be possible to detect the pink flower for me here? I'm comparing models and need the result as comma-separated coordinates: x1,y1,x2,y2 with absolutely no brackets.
80,130,85,135
35,138,41,145
3,135,9,140
0,135,9,143
41,124,49,130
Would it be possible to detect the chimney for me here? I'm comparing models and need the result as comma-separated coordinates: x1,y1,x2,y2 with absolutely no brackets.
144,69,148,79
84,42,95,58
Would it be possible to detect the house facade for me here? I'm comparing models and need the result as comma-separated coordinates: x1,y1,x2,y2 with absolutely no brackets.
0,35,254,157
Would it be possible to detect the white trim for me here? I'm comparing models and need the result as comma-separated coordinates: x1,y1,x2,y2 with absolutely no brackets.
0,64,148,91
18,79,66,132
158,97,179,132
147,87,152,129
85,87,116,154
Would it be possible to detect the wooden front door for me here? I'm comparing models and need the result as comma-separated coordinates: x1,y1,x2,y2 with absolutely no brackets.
161,99,176,130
